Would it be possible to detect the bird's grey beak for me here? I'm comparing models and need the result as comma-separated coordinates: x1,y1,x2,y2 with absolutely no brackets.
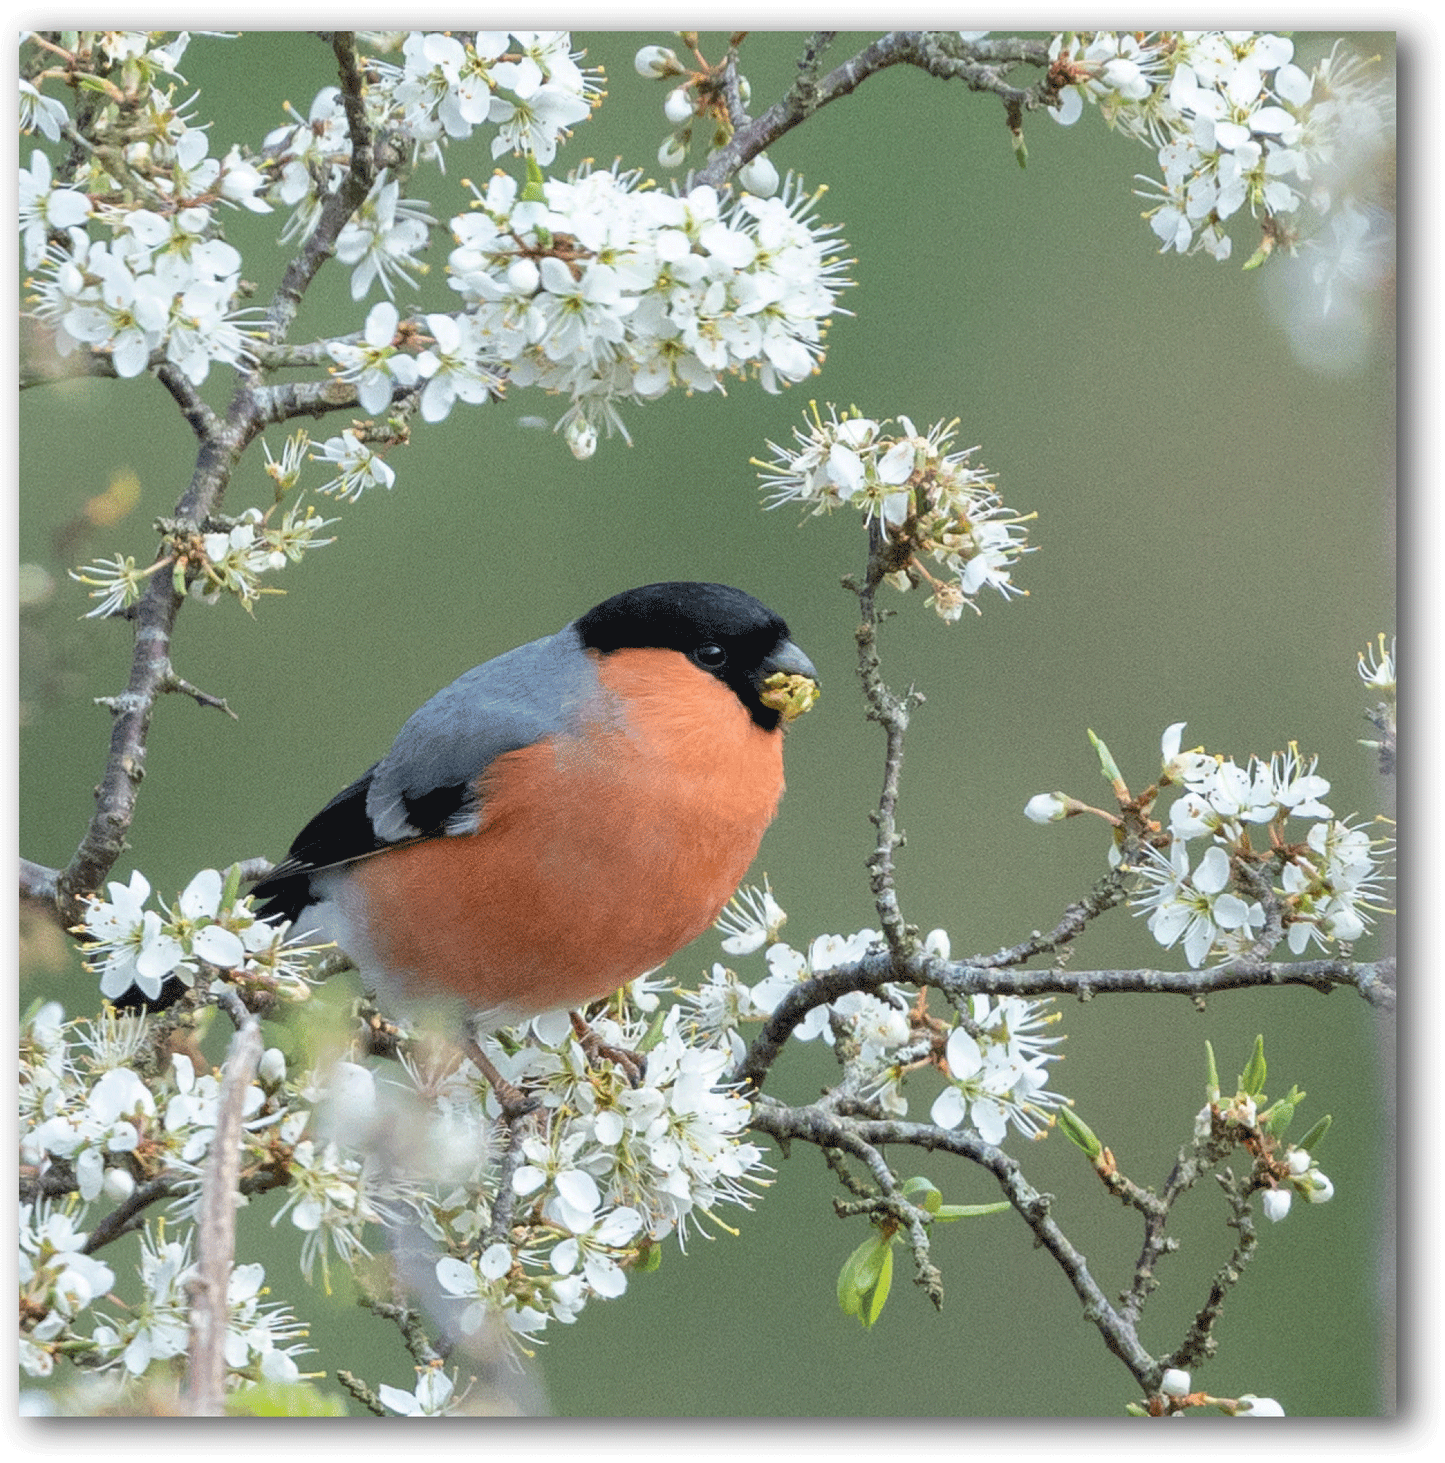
757,639,820,722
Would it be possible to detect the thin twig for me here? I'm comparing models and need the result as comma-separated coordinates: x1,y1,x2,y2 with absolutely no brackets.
1164,1170,1260,1371
851,538,916,962
337,1368,388,1416
81,1173,183,1253
484,1107,539,1246
181,1013,263,1416
162,667,239,719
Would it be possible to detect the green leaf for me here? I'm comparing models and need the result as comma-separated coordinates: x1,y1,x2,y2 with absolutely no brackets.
837,1235,878,1316
1239,1034,1267,1097
1057,1105,1103,1159
837,1233,893,1327
900,1175,942,1213
635,1004,670,1053
1204,1039,1221,1102
1264,1085,1305,1137
1087,728,1123,784
520,155,547,204
864,1241,894,1327
932,1200,1011,1222
1295,1113,1332,1153
1241,238,1274,271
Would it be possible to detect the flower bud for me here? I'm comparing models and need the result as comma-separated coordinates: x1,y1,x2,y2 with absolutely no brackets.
1025,791,1071,824
1261,1187,1292,1223
102,1167,136,1202
634,44,680,78
1056,1105,1103,1159
658,134,688,169
565,417,598,461
1160,1368,1191,1398
737,152,779,198
1233,1394,1286,1417
1302,1170,1333,1204
664,86,694,125
1087,728,1123,784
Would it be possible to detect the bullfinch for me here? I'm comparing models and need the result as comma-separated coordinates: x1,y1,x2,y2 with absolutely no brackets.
250,582,818,1069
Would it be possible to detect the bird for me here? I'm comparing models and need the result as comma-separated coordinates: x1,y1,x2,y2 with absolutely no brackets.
250,581,818,1102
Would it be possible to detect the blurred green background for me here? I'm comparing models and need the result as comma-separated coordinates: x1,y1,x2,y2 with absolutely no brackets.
19,31,1395,1416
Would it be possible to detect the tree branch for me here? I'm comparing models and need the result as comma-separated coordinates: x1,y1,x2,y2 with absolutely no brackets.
732,952,1394,1091
693,31,1054,188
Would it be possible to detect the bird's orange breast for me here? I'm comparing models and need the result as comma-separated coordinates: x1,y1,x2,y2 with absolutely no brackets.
345,649,786,1016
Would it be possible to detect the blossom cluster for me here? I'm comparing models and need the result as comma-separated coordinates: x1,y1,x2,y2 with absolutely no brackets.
444,166,850,456
19,954,775,1391
22,29,849,450
1029,723,1392,968
1197,1038,1336,1228
1134,725,1390,965
1048,30,1394,278
929,995,1066,1144
428,992,766,1351
69,501,337,618
366,30,601,169
1153,1366,1286,1417
76,866,328,1005
19,1002,310,1386
254,31,600,274
1259,1143,1334,1222
20,1200,310,1389
756,406,1035,620
695,886,1067,1143
21,33,268,384
23,179,257,386
630,39,779,195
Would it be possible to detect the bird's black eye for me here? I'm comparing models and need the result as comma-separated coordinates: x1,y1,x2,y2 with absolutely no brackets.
691,642,727,670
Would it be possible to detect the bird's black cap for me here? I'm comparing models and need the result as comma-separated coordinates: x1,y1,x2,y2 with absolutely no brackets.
574,582,817,730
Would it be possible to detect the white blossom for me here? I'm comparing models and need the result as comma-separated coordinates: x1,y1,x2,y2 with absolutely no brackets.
444,165,850,447
930,995,1066,1142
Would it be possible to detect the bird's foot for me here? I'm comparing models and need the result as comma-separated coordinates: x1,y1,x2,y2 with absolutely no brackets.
570,1010,647,1088
463,1036,542,1119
